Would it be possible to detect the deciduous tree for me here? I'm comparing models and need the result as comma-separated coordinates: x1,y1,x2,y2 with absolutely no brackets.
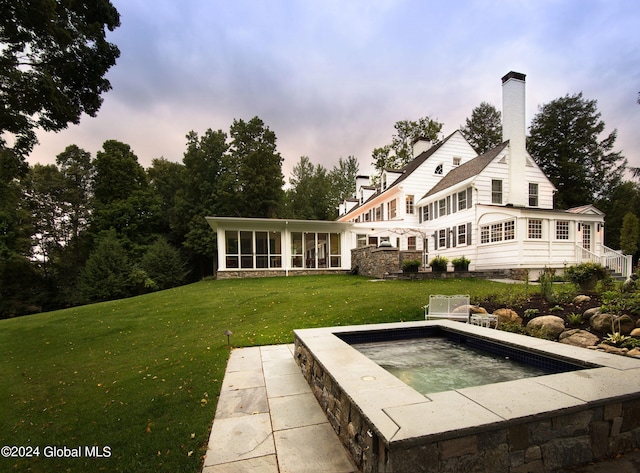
372,117,443,174
230,117,284,218
0,0,120,156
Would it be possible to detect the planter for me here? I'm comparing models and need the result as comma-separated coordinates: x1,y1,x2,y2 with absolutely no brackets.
453,264,469,272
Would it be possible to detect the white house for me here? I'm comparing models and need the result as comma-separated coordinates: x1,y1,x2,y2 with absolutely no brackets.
207,72,632,279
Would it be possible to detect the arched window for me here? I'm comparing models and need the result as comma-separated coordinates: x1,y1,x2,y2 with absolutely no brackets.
434,163,443,175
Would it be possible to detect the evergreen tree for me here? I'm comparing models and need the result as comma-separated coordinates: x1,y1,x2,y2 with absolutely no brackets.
528,93,627,209
620,212,639,256
78,229,132,303
460,102,503,154
285,156,332,220
140,238,188,290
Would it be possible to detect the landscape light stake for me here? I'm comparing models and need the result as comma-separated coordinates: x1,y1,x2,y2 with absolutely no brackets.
225,329,233,348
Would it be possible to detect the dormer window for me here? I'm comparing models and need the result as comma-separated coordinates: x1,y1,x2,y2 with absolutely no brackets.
382,172,387,190
435,163,443,175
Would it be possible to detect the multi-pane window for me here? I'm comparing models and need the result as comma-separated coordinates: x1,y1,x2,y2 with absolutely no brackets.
291,232,341,268
407,236,417,250
529,183,539,207
422,206,430,221
492,180,502,204
458,190,467,211
556,221,569,240
504,220,515,240
480,226,490,244
225,230,282,269
491,223,503,242
388,199,397,219
435,163,443,175
528,219,542,239
480,220,515,244
406,195,414,214
439,199,446,216
457,225,467,245
453,157,461,167
438,229,446,248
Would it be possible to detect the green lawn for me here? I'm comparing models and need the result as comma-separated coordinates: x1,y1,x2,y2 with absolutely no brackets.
0,275,530,472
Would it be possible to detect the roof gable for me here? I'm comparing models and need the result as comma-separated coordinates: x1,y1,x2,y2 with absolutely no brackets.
422,141,509,199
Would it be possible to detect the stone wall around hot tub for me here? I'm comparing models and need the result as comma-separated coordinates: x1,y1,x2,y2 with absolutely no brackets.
294,333,640,473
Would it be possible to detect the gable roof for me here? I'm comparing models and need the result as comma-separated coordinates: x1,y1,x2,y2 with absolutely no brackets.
422,141,509,200
386,130,459,190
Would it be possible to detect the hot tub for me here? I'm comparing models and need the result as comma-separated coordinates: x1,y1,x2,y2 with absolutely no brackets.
294,320,640,472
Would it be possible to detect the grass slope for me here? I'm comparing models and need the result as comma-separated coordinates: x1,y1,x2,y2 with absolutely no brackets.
0,275,525,472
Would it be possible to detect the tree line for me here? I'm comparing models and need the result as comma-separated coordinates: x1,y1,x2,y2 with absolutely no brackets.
0,116,360,317
1,1,638,317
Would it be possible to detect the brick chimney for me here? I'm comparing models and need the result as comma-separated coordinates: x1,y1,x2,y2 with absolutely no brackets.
502,71,527,207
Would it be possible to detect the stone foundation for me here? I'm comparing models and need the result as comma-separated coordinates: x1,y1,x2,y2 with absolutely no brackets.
215,269,349,279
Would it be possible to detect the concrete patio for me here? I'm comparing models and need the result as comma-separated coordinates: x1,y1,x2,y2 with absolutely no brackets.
202,344,358,472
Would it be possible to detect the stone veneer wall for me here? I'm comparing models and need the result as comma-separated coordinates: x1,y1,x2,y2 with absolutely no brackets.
351,245,423,279
294,337,640,473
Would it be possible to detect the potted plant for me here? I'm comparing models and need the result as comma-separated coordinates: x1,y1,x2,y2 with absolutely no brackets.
564,262,608,292
452,256,470,272
402,259,421,273
429,256,448,272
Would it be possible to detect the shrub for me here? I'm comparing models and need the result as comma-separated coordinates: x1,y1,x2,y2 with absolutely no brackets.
601,291,640,316
564,262,608,286
523,308,539,319
429,256,448,272
539,267,556,303
451,256,470,271
402,259,421,272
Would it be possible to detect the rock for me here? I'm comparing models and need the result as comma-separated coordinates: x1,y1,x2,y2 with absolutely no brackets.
622,275,638,292
493,308,522,325
627,348,640,358
559,329,600,348
526,316,565,340
636,319,640,328
590,313,614,333
573,295,591,304
613,315,635,335
632,328,640,337
583,307,601,320
469,305,488,314
597,343,628,355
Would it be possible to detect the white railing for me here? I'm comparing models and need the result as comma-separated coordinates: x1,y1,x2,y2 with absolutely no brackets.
602,245,633,278
575,245,632,278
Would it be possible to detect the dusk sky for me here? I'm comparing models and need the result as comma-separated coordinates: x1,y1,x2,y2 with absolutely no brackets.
28,0,640,180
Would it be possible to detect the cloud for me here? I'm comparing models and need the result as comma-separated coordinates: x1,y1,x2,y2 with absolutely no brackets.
29,0,640,176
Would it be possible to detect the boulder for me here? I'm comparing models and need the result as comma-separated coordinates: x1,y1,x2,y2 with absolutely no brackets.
573,295,591,304
469,305,488,314
631,328,640,337
597,343,628,355
622,275,638,293
526,316,565,340
493,308,522,325
559,329,600,348
590,313,614,333
583,307,601,320
627,348,640,358
613,315,635,335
